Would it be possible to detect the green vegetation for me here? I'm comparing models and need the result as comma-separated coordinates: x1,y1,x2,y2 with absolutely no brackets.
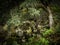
0,0,60,45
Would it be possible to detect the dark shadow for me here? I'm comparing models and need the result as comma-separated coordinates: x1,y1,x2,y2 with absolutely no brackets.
0,0,25,26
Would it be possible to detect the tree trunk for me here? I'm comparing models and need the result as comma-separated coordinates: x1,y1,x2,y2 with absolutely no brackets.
47,6,54,29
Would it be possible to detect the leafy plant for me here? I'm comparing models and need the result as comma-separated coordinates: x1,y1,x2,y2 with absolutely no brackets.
43,29,54,36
